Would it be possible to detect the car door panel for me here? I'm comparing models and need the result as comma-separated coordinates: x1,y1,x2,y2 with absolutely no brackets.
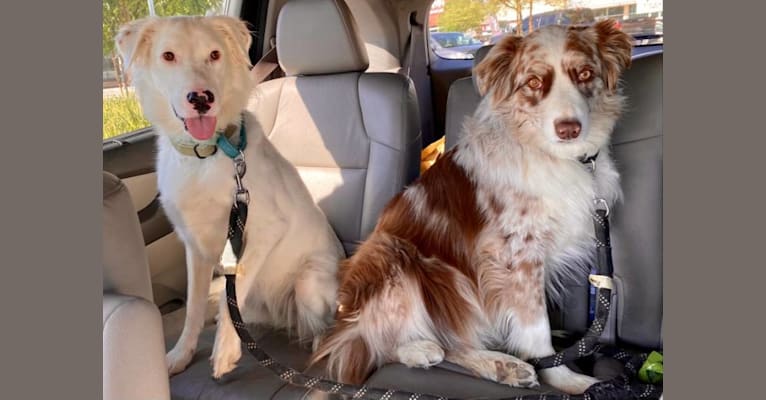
104,128,186,310
123,173,157,212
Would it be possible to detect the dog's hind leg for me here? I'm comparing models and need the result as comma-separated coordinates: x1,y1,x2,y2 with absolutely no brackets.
444,348,539,388
166,247,215,375
294,253,339,350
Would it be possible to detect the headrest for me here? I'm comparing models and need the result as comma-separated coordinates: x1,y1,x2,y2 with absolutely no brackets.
277,0,369,76
472,44,494,91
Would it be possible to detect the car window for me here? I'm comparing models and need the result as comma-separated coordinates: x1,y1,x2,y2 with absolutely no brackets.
432,32,483,48
103,0,227,140
429,0,663,60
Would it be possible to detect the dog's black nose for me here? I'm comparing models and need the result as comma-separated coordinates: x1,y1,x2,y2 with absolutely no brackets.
186,90,215,114
554,118,582,140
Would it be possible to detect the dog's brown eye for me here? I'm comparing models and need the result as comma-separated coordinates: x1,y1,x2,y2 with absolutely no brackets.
528,77,542,90
210,50,220,61
163,52,175,62
578,69,592,82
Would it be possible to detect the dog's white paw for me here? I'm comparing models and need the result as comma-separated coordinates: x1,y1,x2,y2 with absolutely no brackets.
539,365,599,395
496,359,540,389
166,345,195,376
495,359,540,388
396,340,445,369
210,327,242,379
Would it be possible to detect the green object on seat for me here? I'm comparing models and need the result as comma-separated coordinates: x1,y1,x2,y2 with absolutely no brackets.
638,351,663,384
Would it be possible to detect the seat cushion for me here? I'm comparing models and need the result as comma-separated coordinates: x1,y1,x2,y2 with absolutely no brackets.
167,323,316,400
364,363,561,399
168,323,616,400
164,297,627,400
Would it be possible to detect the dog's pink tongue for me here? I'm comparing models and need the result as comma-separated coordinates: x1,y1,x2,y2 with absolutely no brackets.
184,116,217,141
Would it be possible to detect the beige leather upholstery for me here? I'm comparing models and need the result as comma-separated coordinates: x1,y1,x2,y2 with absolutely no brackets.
103,172,153,301
247,0,421,254
277,0,369,76
249,73,420,254
345,0,402,72
103,171,170,400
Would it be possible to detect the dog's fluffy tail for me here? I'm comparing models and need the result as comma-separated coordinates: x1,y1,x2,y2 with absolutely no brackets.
309,320,373,385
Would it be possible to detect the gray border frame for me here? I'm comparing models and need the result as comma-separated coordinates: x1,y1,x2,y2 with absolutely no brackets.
664,0,766,398
2,0,765,398
1,2,101,399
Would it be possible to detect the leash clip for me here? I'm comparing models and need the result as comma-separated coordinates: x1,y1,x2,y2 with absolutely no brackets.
588,274,614,290
233,150,250,205
594,198,610,217
233,150,247,177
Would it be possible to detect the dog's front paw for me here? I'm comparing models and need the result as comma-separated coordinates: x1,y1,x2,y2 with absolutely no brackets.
539,365,599,394
166,345,195,376
396,340,445,369
210,345,242,379
496,360,540,389
210,329,242,379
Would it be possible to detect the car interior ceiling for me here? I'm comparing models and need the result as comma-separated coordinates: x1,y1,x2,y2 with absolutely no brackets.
103,0,662,399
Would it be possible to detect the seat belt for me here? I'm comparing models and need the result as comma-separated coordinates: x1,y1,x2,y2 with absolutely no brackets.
401,13,417,78
401,12,435,146
251,37,281,84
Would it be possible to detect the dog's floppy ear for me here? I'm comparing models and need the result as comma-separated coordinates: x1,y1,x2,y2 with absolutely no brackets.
593,19,632,92
474,35,523,103
115,17,158,71
207,16,253,66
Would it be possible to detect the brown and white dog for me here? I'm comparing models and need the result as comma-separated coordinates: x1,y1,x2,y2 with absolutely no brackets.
311,20,632,395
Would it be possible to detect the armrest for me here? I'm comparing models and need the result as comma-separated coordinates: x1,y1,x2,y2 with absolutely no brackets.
103,294,170,400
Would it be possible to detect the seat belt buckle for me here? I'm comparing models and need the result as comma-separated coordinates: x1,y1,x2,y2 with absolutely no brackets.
588,274,614,290
220,240,242,276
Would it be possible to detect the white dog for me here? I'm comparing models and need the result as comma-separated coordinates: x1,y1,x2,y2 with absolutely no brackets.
116,15,344,378
312,20,631,395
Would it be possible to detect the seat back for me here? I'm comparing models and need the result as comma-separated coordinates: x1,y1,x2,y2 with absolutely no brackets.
248,0,422,255
609,51,663,349
444,45,491,149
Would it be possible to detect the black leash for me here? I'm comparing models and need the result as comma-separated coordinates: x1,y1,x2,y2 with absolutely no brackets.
219,144,662,399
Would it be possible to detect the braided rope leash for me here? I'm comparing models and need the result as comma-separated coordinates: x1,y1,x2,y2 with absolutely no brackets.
217,117,446,400
218,135,662,399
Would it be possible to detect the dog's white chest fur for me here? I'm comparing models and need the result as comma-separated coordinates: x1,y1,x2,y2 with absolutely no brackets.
156,139,237,261
458,136,621,300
